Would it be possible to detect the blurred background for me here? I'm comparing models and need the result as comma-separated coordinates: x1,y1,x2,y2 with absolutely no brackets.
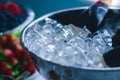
2,0,94,19
2,0,120,19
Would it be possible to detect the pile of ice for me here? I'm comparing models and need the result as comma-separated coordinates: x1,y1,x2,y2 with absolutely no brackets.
24,18,113,68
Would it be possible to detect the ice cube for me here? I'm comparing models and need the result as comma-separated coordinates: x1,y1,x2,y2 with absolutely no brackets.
24,18,109,68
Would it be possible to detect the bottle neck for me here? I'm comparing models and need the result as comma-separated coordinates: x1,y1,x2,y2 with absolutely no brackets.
91,1,108,25
86,1,109,33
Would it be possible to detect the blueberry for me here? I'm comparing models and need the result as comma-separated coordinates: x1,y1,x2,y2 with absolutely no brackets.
0,7,27,33
15,14,25,23
4,10,14,19
0,11,7,21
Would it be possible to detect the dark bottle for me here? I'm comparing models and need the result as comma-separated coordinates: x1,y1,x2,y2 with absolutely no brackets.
104,10,120,48
78,1,110,33
79,0,120,67
91,4,120,67
103,46,120,67
112,30,120,47
102,11,120,67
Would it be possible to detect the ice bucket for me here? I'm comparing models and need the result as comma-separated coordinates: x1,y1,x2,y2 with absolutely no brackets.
21,7,120,80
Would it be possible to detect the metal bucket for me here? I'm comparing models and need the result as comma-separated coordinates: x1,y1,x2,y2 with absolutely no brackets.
21,7,120,80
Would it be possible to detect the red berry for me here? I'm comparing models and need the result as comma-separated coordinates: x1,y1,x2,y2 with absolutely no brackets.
5,34,13,41
0,62,9,72
3,49,14,57
13,44,26,55
1,34,13,45
0,62,8,68
14,45,23,57
6,68,15,76
13,39,20,45
4,34,20,49
5,2,24,15
18,50,30,61
1,35,8,44
7,56,18,65
9,39,20,49
0,65,14,77
16,44,23,50
22,50,30,57
27,61,36,73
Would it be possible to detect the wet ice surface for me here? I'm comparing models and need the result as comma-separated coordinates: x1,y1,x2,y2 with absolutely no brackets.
24,18,113,68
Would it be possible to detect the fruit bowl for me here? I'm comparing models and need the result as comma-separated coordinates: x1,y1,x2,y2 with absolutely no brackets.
2,8,35,35
0,2,35,35
0,1,36,79
21,6,120,80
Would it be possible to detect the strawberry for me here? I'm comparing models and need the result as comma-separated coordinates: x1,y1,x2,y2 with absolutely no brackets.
7,56,18,65
5,34,13,41
18,50,30,61
14,45,23,58
4,34,20,49
12,39,20,45
4,2,24,15
6,68,15,76
1,35,8,44
27,60,36,74
3,49,14,57
0,62,10,72
0,34,13,47
9,39,20,49
16,44,23,50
